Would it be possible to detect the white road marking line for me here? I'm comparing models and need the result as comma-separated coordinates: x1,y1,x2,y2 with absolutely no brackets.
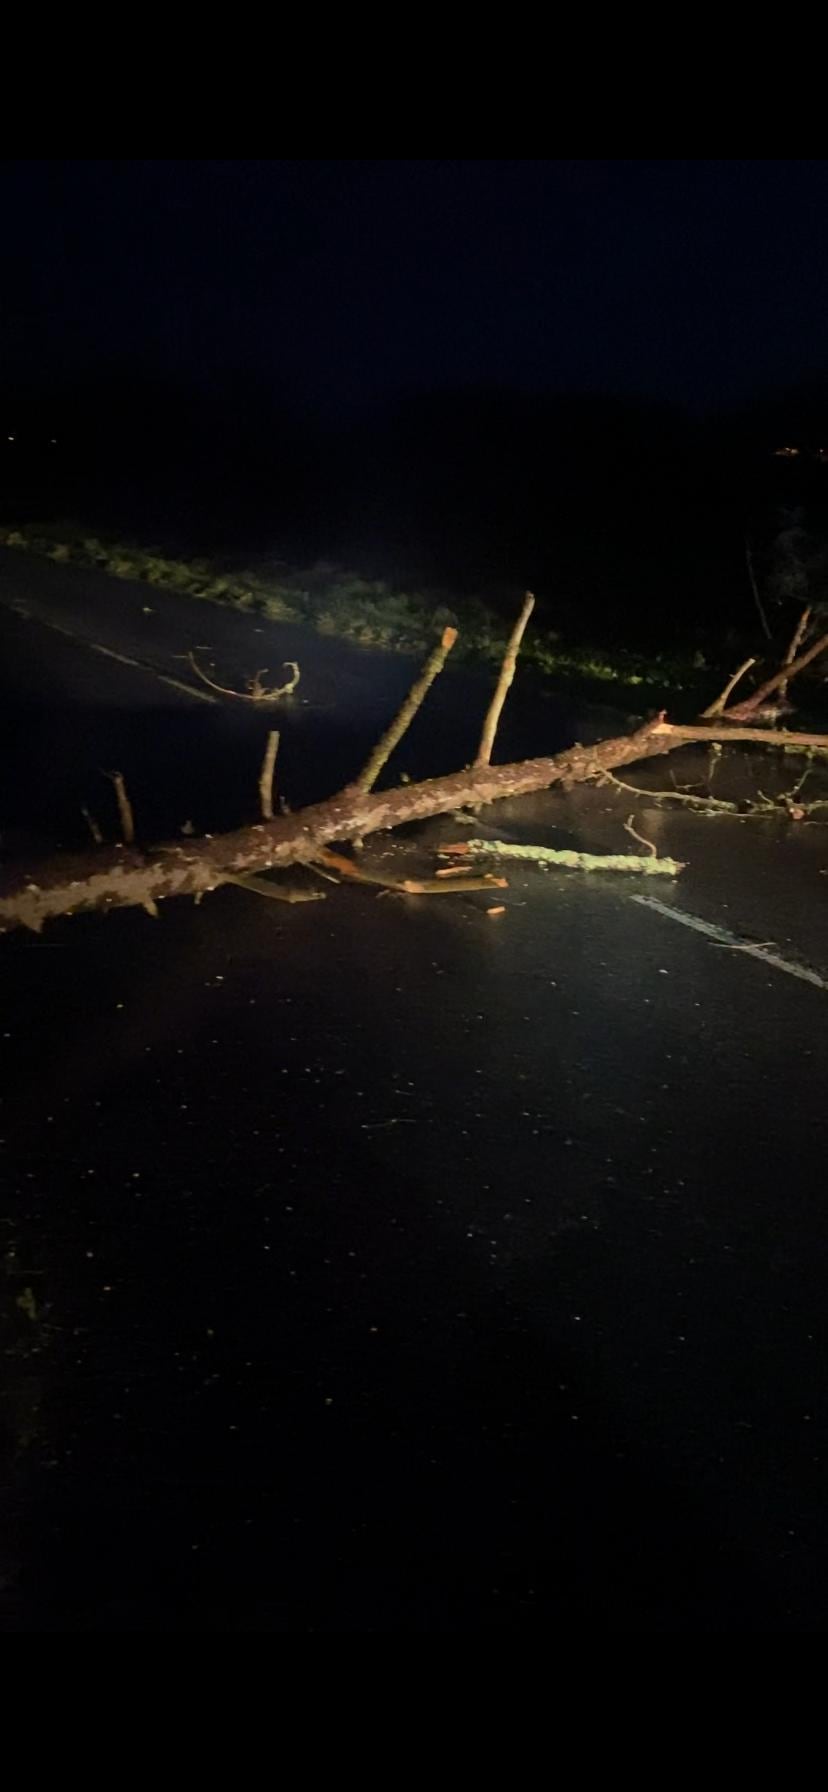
89,641,217,702
630,893,827,990
0,588,219,703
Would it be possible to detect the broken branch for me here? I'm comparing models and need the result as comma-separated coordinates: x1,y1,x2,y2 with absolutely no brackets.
440,838,683,877
723,629,828,719
745,535,771,639
701,657,756,719
258,730,280,821
476,592,535,767
623,814,658,857
188,654,300,703
779,605,812,701
601,770,739,813
81,805,104,845
354,627,458,792
103,770,135,845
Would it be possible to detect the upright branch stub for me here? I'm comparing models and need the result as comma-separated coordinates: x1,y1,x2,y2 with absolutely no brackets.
354,627,458,793
779,606,812,701
701,657,756,719
744,536,772,640
104,770,135,845
81,805,104,845
724,627,828,720
475,591,535,768
258,730,280,821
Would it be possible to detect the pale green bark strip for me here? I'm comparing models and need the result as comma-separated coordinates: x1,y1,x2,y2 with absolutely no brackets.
454,840,684,876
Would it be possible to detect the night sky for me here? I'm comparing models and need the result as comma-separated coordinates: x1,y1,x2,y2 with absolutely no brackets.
3,159,828,417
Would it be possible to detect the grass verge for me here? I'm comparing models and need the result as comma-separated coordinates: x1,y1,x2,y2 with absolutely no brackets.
0,522,707,699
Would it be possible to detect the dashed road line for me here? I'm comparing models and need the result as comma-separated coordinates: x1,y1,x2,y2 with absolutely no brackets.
630,893,827,990
88,640,217,702
0,590,217,704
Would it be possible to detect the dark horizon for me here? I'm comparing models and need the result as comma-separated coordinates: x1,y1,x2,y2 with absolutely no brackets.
4,160,828,422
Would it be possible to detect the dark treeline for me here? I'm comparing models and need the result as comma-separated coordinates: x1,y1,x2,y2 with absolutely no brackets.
4,376,828,646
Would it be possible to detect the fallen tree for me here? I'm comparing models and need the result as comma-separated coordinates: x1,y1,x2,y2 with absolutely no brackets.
3,714,828,936
3,597,828,937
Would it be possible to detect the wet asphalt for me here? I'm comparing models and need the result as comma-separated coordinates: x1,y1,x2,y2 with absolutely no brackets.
0,549,827,1630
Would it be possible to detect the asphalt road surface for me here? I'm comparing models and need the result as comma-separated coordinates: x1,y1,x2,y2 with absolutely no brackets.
1,547,827,1630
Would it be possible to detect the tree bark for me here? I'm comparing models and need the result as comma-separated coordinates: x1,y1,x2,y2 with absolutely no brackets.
3,715,828,935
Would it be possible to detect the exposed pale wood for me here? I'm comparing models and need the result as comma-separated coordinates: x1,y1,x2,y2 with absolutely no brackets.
651,720,828,750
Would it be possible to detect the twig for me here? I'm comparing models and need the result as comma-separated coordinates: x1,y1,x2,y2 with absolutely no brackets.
623,813,658,857
103,771,135,845
608,767,828,821
188,654,300,703
258,730,280,820
249,663,300,700
81,805,103,845
354,627,458,792
602,770,738,813
700,657,756,719
475,592,535,767
779,605,812,701
745,535,771,639
188,654,250,698
723,629,828,720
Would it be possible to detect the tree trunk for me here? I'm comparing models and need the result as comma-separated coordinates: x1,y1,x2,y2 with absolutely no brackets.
2,715,828,935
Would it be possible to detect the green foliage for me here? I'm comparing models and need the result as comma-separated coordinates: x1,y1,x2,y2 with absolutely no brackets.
0,522,702,697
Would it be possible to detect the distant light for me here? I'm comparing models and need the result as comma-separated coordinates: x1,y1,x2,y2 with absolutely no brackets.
50,437,57,445
7,434,14,443
773,445,800,458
